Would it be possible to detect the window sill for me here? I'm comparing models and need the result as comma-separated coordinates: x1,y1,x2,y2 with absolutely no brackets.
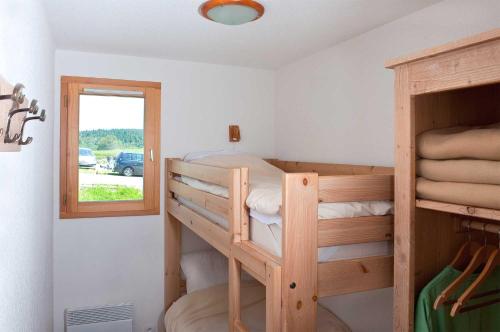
60,208,160,219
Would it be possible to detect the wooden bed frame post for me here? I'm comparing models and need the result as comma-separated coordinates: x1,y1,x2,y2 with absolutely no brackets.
165,159,182,309
229,255,242,332
281,173,319,332
165,212,181,308
229,168,244,332
240,167,250,241
266,261,282,332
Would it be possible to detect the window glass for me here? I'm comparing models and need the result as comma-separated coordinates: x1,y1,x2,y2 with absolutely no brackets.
78,95,145,202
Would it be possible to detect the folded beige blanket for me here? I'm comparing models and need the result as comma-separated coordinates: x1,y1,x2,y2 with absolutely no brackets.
416,177,500,210
165,281,351,332
416,122,500,160
416,159,500,185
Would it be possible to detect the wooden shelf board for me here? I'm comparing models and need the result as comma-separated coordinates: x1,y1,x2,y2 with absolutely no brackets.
416,199,500,222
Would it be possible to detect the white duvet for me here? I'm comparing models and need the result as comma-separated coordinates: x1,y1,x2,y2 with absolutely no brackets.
183,152,283,215
180,152,393,224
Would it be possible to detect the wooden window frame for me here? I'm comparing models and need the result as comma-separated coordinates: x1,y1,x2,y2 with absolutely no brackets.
60,76,161,219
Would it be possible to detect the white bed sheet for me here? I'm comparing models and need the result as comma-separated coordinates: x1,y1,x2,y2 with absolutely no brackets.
176,196,392,262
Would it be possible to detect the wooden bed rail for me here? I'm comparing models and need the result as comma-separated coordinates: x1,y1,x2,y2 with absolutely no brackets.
267,159,393,176
319,174,394,203
318,255,394,296
167,158,233,186
231,242,281,284
167,197,231,255
269,159,394,203
318,215,394,247
168,179,230,218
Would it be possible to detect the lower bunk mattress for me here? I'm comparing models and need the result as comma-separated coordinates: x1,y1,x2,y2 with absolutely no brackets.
176,196,392,262
165,281,352,332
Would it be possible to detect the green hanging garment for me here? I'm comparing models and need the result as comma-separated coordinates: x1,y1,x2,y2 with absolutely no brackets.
415,266,500,332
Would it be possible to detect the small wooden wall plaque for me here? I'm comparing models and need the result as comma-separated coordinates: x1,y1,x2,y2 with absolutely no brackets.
229,125,240,142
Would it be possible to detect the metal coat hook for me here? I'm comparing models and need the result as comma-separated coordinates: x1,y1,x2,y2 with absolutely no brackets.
28,99,39,114
18,109,46,145
4,100,38,143
0,83,25,103
0,83,25,139
1,82,47,149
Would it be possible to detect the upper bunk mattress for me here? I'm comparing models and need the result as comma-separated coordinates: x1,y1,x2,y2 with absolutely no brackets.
176,196,392,261
165,280,352,332
178,151,393,224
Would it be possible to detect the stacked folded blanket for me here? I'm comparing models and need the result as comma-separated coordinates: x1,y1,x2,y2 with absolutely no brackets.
416,122,500,210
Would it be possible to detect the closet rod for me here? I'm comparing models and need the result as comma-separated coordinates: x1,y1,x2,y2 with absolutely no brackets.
461,220,500,234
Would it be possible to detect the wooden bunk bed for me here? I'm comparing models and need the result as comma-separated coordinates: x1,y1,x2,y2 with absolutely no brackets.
164,157,395,332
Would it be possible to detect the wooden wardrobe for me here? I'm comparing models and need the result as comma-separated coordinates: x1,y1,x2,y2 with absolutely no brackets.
386,28,500,331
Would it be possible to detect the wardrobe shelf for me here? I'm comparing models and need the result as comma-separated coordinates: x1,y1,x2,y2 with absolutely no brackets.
416,199,500,222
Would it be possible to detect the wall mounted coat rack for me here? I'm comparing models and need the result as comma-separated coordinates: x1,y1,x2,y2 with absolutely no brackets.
0,76,46,152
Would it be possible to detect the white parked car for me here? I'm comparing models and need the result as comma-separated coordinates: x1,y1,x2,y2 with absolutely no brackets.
79,148,97,168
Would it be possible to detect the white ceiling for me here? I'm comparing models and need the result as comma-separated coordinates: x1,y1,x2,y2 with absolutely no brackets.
42,0,441,69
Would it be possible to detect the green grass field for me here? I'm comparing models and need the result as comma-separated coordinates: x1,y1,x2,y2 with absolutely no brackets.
79,185,143,201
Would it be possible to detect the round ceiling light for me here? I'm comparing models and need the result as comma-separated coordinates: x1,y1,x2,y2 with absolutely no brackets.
200,0,265,25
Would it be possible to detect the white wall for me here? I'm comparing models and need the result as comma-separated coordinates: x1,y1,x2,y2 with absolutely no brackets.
0,1,55,331
52,50,275,332
275,0,500,331
276,0,500,167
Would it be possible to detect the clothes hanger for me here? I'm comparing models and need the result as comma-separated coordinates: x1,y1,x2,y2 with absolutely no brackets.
450,228,500,316
433,223,494,310
458,297,500,314
433,220,482,309
449,221,482,270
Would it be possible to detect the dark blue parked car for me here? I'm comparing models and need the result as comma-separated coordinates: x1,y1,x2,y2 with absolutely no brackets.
114,152,144,176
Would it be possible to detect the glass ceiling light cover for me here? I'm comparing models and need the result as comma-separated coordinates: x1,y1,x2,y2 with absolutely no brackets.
200,0,264,25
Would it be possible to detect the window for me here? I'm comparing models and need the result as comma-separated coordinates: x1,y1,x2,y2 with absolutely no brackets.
60,76,161,218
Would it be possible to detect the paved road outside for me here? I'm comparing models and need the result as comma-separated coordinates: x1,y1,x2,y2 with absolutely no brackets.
79,172,143,190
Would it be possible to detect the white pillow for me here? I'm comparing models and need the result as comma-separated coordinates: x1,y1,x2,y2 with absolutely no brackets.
183,149,240,162
181,249,253,293
181,250,228,294
183,153,284,215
